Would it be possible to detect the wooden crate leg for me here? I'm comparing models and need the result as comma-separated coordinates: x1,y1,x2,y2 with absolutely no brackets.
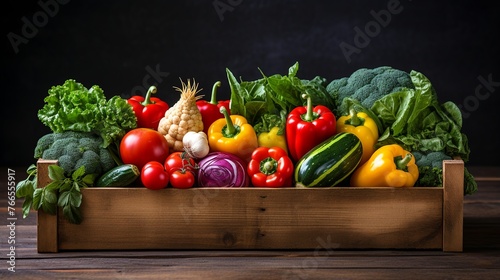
37,159,59,253
442,159,464,252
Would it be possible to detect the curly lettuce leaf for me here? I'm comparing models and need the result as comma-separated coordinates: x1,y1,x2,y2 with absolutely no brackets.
37,79,137,147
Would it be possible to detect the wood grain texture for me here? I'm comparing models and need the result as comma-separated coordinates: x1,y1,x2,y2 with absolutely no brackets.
34,159,464,252
443,159,464,252
55,187,443,251
1,166,496,279
36,159,59,253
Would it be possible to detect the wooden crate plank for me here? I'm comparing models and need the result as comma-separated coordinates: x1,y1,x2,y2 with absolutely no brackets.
443,159,464,252
57,187,443,250
37,159,59,253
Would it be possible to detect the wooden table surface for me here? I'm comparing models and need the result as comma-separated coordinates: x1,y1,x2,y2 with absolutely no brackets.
1,166,499,279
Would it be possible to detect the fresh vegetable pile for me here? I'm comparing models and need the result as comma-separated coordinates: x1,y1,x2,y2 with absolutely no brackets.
16,63,477,224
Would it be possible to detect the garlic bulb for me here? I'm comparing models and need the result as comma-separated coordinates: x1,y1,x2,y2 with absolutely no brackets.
183,131,210,159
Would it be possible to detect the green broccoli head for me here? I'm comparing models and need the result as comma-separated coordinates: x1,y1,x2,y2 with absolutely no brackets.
34,131,116,177
326,66,414,115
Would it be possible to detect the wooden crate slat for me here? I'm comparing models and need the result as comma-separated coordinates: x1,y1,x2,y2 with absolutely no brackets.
37,159,59,253
36,158,464,252
442,159,464,252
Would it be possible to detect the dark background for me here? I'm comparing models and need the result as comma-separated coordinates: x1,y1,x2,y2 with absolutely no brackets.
2,0,499,167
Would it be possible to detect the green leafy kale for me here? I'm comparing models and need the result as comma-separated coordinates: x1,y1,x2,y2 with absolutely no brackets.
37,79,137,147
365,70,475,194
371,70,470,161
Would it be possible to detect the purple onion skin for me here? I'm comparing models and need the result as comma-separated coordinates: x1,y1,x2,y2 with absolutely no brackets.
197,152,249,187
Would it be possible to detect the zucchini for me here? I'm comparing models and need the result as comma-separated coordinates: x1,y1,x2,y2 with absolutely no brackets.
95,164,140,187
295,132,362,188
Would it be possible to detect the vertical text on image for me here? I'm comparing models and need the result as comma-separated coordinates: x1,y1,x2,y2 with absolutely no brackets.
6,168,17,272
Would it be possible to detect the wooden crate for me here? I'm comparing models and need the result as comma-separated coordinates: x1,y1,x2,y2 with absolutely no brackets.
36,158,464,253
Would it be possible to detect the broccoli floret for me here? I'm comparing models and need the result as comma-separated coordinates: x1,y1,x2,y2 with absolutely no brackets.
41,142,67,160
413,151,452,169
79,137,101,153
57,155,75,174
413,151,451,187
34,131,117,177
75,150,102,175
415,165,443,187
413,150,477,195
99,148,116,172
34,133,55,158
326,66,414,115
63,142,83,160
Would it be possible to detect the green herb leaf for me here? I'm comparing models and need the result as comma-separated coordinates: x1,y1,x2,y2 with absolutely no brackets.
32,188,43,210
72,165,86,180
59,181,72,192
16,179,34,198
22,197,33,219
26,164,37,176
69,188,83,208
48,165,65,181
45,181,61,191
58,191,70,207
63,204,82,224
82,174,96,186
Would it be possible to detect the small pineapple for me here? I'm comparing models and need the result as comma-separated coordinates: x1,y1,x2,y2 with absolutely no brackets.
158,79,204,152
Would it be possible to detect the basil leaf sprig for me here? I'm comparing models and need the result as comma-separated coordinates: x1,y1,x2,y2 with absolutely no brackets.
16,165,95,224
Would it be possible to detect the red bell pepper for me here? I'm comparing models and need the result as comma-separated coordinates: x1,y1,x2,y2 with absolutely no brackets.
286,94,337,162
127,86,169,130
247,146,293,188
196,81,231,134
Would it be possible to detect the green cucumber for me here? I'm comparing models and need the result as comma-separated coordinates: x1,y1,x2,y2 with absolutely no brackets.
95,164,140,187
295,132,362,188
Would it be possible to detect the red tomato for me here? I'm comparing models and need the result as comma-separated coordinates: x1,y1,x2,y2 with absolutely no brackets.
120,128,170,170
170,170,195,189
141,161,169,190
164,152,197,174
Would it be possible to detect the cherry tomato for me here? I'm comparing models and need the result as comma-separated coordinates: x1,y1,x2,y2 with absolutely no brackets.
120,128,170,170
170,170,195,189
141,161,169,190
164,152,197,174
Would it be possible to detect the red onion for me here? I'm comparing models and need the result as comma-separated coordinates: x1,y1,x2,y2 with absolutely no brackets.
197,152,249,187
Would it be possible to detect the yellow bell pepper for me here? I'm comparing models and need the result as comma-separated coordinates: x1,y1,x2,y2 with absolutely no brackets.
208,107,258,162
258,126,288,154
337,108,379,165
350,144,419,188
